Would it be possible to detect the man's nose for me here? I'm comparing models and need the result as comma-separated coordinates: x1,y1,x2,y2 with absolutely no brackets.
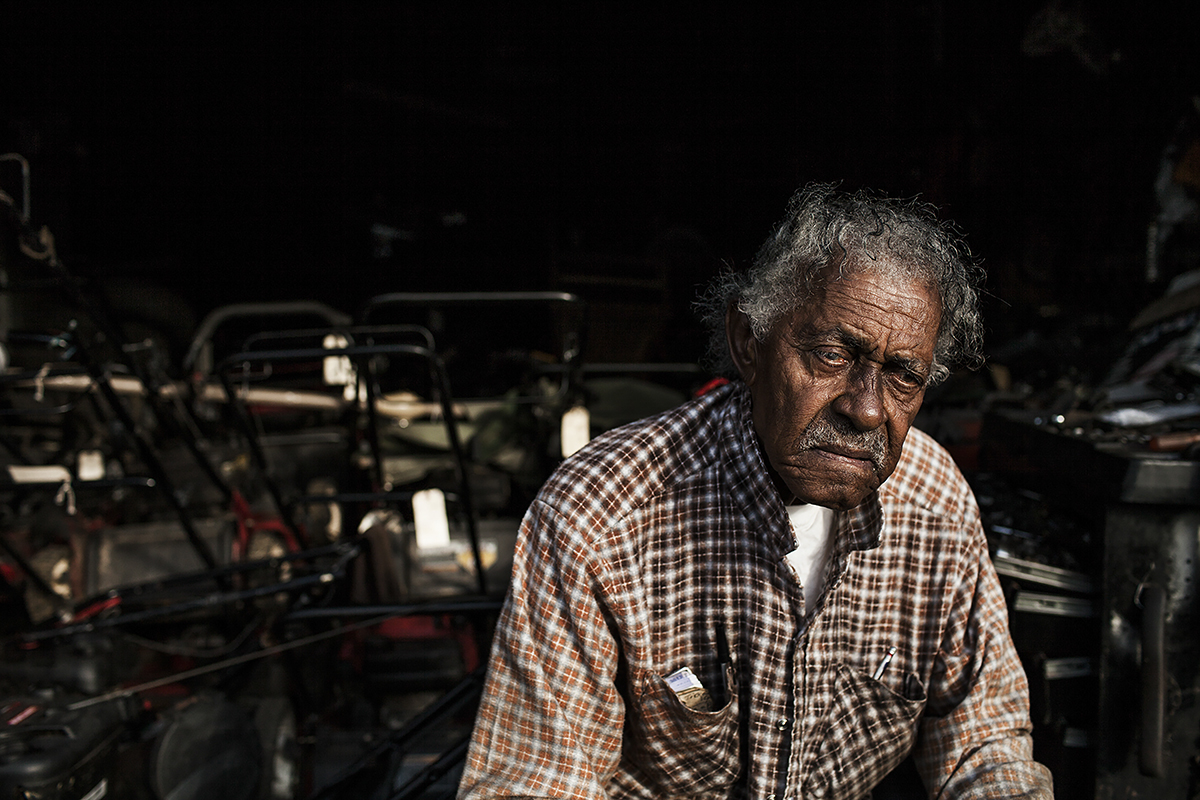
831,364,885,431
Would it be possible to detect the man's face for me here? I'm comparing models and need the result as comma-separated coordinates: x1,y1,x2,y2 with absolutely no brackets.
727,263,940,510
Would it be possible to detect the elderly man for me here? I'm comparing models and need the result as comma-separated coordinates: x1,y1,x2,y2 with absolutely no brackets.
458,185,1053,799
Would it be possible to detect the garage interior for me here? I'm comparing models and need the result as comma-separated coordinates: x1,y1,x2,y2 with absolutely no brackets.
1,3,1199,798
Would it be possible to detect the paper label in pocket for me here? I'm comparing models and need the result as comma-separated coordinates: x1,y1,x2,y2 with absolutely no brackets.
666,666,713,712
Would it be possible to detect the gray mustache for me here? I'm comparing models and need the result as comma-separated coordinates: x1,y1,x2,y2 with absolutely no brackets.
795,414,887,470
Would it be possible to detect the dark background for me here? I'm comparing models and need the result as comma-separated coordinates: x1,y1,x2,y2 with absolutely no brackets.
2,1,1197,370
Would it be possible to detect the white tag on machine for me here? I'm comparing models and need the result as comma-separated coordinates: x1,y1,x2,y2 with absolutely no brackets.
322,334,356,401
412,487,451,551
77,450,105,481
560,405,590,458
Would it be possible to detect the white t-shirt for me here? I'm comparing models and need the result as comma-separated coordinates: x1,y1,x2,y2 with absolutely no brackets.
784,503,836,614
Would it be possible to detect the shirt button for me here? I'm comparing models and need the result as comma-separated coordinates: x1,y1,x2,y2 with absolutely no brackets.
777,718,790,730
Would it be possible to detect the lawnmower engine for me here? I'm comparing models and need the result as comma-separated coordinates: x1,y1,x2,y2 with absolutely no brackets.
0,686,129,800
0,651,270,800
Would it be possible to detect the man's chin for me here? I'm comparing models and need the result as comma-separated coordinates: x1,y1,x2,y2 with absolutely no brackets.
791,486,873,511
786,467,884,509
782,457,883,509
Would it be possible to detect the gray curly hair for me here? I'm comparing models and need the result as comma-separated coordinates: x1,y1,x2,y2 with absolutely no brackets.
697,183,985,385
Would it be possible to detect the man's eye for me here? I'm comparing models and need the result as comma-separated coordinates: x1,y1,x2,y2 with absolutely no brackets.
890,371,926,391
813,350,849,367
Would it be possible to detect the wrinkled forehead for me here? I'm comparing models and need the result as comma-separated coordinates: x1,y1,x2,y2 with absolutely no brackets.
815,253,940,309
796,259,940,357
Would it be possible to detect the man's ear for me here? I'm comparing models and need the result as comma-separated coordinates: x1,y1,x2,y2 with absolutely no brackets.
725,306,758,385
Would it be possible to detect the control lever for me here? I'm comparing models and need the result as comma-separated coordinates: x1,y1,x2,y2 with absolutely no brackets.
1139,583,1165,777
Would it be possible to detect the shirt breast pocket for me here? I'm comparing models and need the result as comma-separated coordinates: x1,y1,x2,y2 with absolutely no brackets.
807,663,927,799
622,666,741,798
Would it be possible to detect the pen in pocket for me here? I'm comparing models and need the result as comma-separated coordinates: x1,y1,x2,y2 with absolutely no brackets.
871,645,897,681
716,621,731,701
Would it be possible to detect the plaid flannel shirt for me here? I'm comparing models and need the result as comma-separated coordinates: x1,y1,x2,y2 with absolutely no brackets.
459,382,1053,799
